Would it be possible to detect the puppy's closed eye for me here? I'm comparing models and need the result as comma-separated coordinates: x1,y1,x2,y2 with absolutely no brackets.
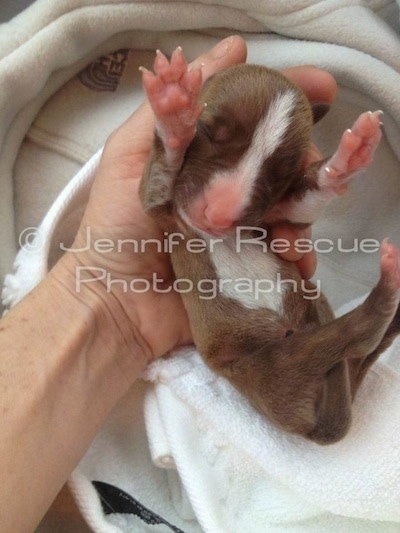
199,120,230,144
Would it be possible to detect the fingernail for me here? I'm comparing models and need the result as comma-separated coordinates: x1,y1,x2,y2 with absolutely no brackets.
210,35,235,60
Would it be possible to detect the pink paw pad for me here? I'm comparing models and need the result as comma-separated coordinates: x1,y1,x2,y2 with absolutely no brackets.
140,47,204,151
380,239,400,289
320,110,382,193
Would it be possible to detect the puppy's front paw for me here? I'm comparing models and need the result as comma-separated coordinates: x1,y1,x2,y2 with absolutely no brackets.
319,110,382,194
141,47,204,150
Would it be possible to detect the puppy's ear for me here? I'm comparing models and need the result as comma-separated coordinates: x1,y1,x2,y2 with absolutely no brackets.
312,103,331,124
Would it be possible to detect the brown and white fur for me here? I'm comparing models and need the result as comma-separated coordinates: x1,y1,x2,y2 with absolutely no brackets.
139,48,400,444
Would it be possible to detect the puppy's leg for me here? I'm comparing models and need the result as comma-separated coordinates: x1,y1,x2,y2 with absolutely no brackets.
346,240,400,394
139,48,204,214
217,241,400,443
304,240,400,443
306,360,352,444
141,48,203,166
268,110,382,226
320,110,382,190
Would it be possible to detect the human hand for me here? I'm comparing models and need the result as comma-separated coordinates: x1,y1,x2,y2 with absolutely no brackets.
53,39,337,364
53,36,248,363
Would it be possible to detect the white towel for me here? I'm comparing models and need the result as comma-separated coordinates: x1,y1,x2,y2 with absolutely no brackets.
143,337,400,532
2,1,400,532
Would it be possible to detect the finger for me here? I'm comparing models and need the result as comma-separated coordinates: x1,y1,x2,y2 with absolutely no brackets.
282,65,337,104
296,249,317,280
271,225,317,279
271,225,305,262
189,35,247,81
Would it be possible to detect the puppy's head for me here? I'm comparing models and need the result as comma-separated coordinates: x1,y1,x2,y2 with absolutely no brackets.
174,64,314,236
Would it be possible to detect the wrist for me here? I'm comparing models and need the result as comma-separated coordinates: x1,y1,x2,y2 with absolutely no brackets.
50,251,152,385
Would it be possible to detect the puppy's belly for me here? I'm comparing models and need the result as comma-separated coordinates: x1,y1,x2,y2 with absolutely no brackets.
208,237,284,313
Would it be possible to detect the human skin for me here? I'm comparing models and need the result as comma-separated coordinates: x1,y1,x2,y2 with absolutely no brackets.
0,36,336,532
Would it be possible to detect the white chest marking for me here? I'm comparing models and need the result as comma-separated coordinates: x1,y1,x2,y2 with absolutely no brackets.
276,188,337,225
209,238,285,312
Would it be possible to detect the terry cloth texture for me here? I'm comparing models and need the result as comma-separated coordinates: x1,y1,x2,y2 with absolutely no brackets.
2,1,400,532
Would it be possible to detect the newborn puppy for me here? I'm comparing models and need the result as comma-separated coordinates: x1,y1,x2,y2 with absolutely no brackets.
139,48,400,444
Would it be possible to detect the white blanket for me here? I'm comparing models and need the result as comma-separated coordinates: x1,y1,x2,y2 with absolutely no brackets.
2,1,400,531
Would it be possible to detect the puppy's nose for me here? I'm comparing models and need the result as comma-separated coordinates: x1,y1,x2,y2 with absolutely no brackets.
204,207,235,230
